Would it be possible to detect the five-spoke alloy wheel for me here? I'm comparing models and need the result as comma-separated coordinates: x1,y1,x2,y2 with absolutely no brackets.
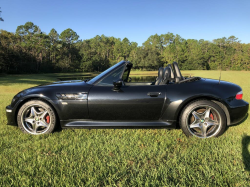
17,100,56,135
180,100,227,138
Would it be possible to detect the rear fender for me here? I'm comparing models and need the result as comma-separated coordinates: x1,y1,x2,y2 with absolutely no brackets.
161,95,231,126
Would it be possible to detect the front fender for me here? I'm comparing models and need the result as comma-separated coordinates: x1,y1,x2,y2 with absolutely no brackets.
6,94,59,126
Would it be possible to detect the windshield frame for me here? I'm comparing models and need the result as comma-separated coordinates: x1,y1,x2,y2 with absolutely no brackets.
87,61,127,85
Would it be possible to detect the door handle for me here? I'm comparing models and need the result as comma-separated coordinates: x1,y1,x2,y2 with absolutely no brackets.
147,92,161,97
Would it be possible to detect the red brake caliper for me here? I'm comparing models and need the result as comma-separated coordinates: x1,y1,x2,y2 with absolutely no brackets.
210,113,214,120
45,115,50,123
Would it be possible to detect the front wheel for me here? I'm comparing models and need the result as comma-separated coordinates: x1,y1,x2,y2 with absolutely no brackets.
180,100,227,138
17,100,56,135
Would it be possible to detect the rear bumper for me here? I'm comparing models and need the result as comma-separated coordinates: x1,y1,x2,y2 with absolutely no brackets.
6,105,16,126
228,100,249,126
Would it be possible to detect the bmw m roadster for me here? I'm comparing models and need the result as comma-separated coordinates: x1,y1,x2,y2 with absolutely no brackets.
6,61,249,138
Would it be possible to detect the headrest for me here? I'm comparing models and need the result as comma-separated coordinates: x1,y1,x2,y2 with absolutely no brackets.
158,67,164,78
173,62,183,82
155,67,164,85
163,67,170,80
167,64,174,79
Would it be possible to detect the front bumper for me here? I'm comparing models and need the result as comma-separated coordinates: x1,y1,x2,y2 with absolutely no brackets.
6,105,16,126
228,100,249,126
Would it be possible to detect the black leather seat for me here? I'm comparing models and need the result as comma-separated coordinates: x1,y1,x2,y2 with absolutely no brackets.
167,64,174,79
160,67,171,85
155,67,164,85
172,62,184,83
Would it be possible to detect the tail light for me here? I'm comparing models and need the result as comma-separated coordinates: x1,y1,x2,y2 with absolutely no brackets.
235,91,243,100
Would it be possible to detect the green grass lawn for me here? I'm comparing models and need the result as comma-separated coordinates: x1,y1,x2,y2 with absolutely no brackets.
0,71,250,186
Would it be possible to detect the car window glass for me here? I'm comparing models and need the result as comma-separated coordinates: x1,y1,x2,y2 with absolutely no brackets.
97,66,124,86
122,68,129,82
87,62,123,84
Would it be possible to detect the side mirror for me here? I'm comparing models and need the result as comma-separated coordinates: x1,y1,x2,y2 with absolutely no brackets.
113,79,123,91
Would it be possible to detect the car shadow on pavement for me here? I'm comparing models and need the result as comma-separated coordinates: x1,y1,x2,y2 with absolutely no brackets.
242,133,250,171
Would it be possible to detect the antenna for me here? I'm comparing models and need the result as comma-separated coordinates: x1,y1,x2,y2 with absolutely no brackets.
219,68,221,84
218,42,222,84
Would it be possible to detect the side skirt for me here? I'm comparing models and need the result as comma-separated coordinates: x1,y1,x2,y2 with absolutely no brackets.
60,120,176,129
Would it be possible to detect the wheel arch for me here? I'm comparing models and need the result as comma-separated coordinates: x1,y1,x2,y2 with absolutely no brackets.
14,96,60,126
175,96,231,127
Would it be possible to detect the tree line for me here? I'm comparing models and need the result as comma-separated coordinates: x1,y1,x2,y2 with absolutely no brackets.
0,21,250,74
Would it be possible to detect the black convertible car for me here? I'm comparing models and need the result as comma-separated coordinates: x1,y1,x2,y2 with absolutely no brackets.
6,61,249,138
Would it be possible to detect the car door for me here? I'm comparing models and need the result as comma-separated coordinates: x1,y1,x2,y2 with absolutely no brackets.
88,83,166,121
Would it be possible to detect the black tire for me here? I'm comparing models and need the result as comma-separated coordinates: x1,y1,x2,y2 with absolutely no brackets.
180,100,227,138
17,100,56,135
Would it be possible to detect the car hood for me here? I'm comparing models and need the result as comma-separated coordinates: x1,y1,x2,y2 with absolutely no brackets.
14,80,93,101
37,80,85,87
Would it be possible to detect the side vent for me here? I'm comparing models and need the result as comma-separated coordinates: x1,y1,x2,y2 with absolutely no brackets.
56,93,88,100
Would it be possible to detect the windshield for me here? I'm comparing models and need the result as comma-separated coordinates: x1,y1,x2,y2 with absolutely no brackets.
87,61,124,85
96,66,125,86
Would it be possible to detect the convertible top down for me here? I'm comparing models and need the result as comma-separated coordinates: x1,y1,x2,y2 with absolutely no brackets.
6,61,249,138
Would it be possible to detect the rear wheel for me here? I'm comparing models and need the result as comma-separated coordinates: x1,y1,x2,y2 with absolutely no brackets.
180,100,226,138
17,100,56,135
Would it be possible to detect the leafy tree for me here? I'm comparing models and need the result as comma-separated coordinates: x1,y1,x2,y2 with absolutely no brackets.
48,28,59,64
58,28,80,71
16,22,40,36
59,28,79,44
0,7,4,21
1,22,250,73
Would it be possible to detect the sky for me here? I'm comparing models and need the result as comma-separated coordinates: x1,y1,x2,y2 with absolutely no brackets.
0,0,250,46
